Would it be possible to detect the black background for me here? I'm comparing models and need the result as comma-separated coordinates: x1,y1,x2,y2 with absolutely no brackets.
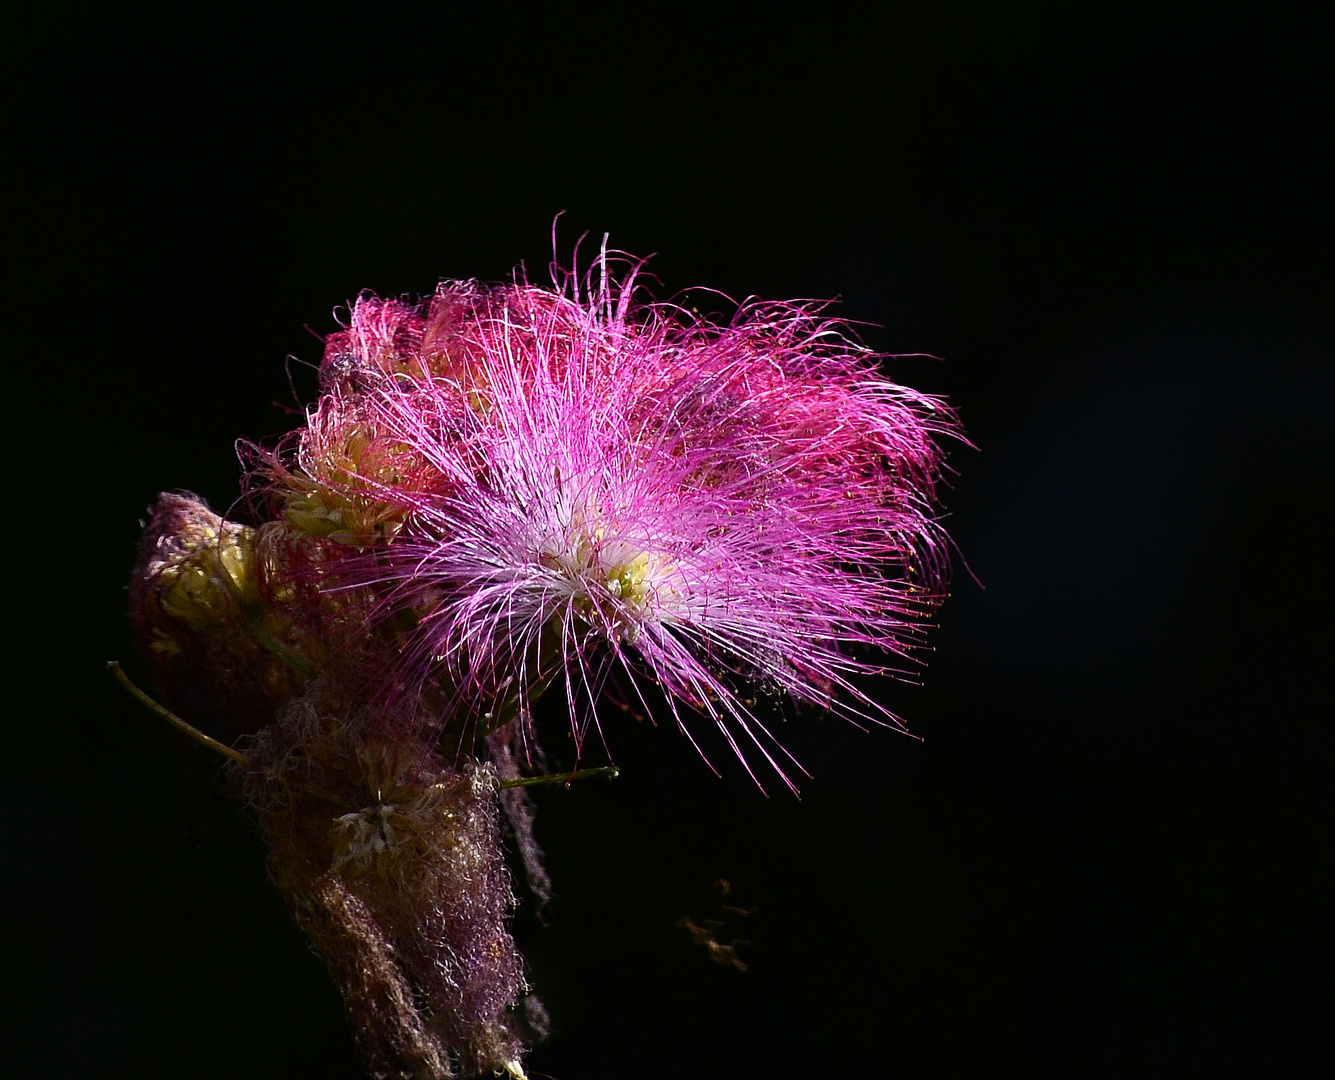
7,4,1331,1077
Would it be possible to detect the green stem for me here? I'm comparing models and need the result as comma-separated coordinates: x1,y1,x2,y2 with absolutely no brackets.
106,661,250,766
109,661,620,791
500,766,620,788
245,616,318,679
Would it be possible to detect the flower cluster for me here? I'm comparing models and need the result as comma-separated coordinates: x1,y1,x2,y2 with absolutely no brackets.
256,262,958,784
130,252,961,1079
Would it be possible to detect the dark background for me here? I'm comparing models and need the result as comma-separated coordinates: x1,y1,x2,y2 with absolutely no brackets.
8,4,1330,1077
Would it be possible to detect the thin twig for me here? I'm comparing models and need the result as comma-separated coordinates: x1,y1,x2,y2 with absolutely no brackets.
109,660,619,789
107,661,250,766
500,766,620,788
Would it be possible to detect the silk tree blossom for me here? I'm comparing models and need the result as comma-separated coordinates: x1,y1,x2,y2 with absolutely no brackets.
260,260,961,791
128,248,964,1080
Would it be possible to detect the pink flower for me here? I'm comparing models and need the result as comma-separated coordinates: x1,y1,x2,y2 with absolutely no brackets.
257,256,962,792
131,247,966,1079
